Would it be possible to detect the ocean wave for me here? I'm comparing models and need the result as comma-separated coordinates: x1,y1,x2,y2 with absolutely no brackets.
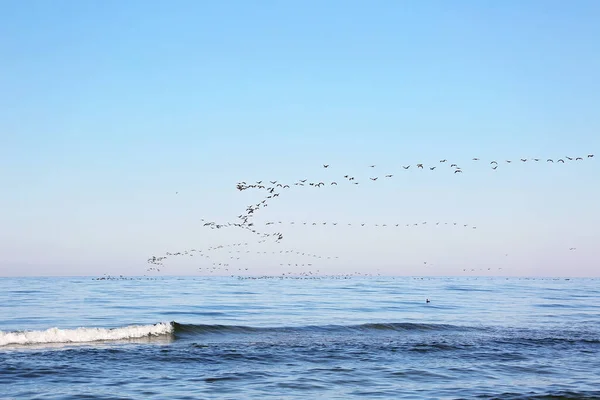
8,321,595,348
0,322,174,347
476,390,600,399
172,321,473,335
0,321,472,347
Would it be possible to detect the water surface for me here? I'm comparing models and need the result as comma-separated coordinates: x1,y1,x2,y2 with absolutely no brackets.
1,276,599,399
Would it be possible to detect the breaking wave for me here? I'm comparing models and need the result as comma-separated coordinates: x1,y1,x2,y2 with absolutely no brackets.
0,322,174,347
0,321,472,347
7,321,595,349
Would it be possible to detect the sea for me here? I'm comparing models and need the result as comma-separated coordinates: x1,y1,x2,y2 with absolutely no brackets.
1,276,599,399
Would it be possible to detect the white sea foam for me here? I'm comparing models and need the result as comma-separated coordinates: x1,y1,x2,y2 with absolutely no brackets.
0,322,174,347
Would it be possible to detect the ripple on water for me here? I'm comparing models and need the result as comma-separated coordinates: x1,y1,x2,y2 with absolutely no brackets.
1,277,599,399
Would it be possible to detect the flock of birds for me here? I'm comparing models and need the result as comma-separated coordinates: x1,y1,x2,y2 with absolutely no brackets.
147,242,337,275
142,154,593,278
260,220,478,228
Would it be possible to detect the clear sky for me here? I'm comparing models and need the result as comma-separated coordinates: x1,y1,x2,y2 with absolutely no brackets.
1,0,599,277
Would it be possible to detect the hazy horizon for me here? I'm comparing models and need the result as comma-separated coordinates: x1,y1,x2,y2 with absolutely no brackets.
1,274,598,279
2,1,599,277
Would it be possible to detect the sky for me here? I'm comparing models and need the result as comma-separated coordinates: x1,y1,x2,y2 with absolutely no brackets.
1,0,599,277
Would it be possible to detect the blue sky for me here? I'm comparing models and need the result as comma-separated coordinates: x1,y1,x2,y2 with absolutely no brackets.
1,0,598,277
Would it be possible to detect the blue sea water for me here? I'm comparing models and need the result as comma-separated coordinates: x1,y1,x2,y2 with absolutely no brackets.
1,276,599,399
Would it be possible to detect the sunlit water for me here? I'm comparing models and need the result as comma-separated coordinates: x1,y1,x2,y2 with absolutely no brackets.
1,276,599,399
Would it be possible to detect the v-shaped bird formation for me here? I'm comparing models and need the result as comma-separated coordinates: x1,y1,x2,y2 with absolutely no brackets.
146,153,593,277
